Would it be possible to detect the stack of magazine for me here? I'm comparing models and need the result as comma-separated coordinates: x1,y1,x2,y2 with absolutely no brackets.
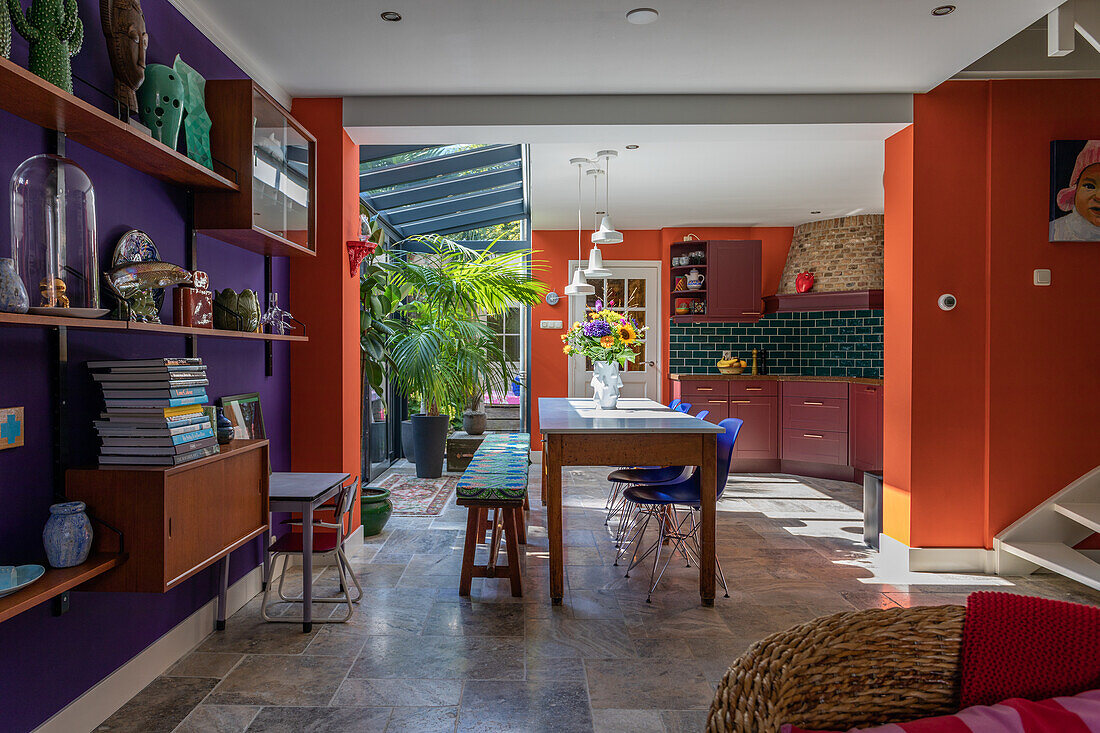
88,357,220,466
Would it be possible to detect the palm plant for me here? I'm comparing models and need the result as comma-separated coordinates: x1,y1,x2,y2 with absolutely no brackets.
383,235,546,419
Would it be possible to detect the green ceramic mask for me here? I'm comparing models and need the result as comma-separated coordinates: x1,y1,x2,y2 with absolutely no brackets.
173,55,213,170
138,63,184,148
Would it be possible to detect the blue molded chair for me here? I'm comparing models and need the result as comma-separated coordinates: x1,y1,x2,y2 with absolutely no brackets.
669,399,682,411
619,418,743,602
694,410,709,421
677,402,692,413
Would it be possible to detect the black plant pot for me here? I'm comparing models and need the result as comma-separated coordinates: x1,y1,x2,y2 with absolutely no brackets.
411,414,449,478
400,419,416,464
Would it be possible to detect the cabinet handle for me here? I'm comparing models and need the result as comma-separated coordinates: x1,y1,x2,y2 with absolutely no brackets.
697,387,713,391
803,401,824,406
731,400,750,404
741,311,762,315
745,387,763,391
708,399,726,404
168,517,172,538
804,434,824,439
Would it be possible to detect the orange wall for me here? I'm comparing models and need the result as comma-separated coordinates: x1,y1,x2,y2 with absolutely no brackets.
884,80,1100,548
288,98,362,527
529,226,793,449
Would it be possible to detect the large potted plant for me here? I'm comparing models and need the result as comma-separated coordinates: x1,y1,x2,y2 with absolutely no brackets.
384,236,544,477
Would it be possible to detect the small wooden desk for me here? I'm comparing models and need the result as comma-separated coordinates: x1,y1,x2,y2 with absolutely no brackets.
538,398,722,606
268,472,350,632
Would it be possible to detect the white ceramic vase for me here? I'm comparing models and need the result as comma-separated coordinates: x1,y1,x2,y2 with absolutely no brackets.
591,361,623,409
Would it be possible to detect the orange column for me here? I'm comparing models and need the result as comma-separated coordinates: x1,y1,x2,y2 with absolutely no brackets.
288,97,362,529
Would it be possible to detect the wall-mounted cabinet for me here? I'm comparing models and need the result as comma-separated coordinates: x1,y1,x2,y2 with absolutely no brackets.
670,240,761,323
197,80,317,257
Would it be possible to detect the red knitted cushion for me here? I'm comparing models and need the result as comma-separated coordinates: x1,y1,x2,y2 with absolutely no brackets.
960,592,1100,708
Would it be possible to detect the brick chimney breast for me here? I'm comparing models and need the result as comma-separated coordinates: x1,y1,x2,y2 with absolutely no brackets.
778,214,884,294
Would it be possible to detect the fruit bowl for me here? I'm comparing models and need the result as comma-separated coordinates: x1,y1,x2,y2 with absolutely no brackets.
717,360,744,375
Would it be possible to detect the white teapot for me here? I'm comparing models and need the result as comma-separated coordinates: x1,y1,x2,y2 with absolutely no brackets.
686,268,705,290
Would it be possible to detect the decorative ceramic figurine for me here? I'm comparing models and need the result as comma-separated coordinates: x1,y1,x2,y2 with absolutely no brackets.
172,269,213,328
0,258,29,313
259,292,295,335
8,0,85,93
2,2,11,59
214,288,262,332
39,276,67,306
100,0,147,115
237,289,261,332
43,501,92,568
172,55,213,169
137,63,184,147
105,260,191,323
795,271,815,293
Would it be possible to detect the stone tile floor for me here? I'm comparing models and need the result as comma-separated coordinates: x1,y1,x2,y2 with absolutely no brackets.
99,463,1100,733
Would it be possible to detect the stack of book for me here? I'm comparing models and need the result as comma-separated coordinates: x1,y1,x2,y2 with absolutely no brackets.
88,357,220,467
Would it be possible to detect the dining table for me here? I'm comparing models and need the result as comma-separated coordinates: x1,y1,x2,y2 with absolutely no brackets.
267,471,350,632
538,397,723,606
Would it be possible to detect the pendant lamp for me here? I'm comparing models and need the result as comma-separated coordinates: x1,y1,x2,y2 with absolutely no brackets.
564,158,594,297
591,150,623,245
583,166,613,278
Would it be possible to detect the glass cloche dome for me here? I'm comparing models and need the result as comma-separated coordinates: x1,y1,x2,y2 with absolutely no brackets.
10,154,101,314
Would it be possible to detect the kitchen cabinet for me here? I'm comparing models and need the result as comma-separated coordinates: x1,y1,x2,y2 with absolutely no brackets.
849,383,884,472
729,396,779,459
670,240,761,323
66,441,269,593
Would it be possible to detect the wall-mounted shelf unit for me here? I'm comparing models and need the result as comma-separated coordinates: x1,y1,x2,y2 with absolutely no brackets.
197,80,317,258
0,56,238,191
670,240,762,323
763,289,884,313
0,313,307,342
0,554,125,624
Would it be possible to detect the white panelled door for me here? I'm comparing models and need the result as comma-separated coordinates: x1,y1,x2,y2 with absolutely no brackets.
568,261,661,401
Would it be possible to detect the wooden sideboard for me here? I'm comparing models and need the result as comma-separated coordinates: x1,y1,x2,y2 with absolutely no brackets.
66,440,270,593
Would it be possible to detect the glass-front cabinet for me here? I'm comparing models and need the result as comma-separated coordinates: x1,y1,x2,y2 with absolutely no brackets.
196,80,316,257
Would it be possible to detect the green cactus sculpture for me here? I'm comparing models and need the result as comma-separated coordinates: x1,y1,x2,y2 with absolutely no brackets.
7,0,84,93
2,2,11,59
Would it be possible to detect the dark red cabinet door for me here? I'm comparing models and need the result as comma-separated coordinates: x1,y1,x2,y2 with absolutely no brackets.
729,396,778,459
697,399,729,424
849,384,883,472
708,240,762,320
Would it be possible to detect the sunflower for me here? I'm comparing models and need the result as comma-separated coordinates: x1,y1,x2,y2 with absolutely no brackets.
617,323,637,344
600,335,616,348
563,344,572,354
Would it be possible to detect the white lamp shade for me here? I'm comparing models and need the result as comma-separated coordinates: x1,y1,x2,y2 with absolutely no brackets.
564,267,595,296
584,246,613,278
591,215,623,245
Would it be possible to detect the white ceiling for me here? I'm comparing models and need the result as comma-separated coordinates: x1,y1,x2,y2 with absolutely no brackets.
527,125,904,229
175,0,1059,97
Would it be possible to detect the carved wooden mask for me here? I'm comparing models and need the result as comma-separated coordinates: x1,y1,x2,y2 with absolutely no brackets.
100,0,149,114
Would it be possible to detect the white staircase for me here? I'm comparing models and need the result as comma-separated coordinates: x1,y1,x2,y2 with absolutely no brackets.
994,465,1100,591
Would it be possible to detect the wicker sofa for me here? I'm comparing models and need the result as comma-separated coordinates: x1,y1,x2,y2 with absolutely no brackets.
706,604,967,733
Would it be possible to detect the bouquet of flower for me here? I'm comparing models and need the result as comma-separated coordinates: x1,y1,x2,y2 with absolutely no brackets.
560,300,648,367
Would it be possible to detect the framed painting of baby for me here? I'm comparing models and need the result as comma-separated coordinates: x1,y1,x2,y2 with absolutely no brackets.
1051,140,1100,242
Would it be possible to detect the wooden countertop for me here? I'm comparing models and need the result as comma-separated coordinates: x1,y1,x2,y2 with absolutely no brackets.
670,373,884,386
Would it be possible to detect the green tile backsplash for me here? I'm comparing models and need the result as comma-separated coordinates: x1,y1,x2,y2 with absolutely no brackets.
669,310,883,379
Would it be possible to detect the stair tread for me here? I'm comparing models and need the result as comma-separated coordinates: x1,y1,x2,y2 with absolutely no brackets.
1053,503,1100,532
1001,541,1100,590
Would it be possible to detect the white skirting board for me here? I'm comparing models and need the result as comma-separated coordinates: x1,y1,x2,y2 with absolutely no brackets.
34,565,264,733
529,450,541,464
879,534,996,574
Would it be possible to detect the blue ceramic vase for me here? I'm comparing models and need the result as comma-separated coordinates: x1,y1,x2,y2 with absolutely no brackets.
215,407,234,444
43,501,93,568
0,258,29,314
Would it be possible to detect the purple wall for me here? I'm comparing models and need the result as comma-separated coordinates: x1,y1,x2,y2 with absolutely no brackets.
0,3,291,730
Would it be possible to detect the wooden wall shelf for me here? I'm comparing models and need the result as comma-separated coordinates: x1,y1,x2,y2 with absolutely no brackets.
0,312,307,342
763,289,884,313
198,228,315,258
0,57,238,192
0,553,125,624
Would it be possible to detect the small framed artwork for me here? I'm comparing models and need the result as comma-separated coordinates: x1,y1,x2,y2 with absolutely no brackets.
218,393,265,440
1050,140,1100,241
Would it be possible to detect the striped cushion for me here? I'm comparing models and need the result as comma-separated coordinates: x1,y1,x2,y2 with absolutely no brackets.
456,433,530,504
782,689,1100,733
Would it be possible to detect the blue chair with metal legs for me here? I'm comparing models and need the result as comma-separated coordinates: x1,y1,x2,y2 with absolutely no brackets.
618,417,743,603
694,410,709,421
676,402,692,413
669,399,682,411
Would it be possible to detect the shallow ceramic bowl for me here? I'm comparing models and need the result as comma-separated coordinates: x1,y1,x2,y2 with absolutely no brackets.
0,564,46,598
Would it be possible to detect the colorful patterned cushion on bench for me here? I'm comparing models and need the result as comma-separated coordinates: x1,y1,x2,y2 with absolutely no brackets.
456,473,528,504
456,432,530,504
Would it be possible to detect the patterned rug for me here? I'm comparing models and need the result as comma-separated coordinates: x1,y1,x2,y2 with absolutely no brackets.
378,473,458,516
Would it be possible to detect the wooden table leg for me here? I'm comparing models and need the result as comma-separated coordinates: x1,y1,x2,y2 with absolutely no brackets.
699,434,717,606
302,501,314,632
545,434,564,605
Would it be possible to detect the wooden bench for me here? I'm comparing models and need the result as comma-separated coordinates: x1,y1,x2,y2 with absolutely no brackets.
456,433,530,597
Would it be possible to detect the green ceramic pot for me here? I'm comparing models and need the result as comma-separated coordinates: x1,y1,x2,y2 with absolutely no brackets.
360,486,393,537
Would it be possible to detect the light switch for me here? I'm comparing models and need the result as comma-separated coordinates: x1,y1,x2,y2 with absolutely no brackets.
540,320,564,329
1033,269,1051,286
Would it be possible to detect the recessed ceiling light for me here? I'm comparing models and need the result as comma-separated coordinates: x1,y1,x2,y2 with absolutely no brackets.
625,144,640,150
626,8,659,25
380,11,402,21
931,5,955,16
